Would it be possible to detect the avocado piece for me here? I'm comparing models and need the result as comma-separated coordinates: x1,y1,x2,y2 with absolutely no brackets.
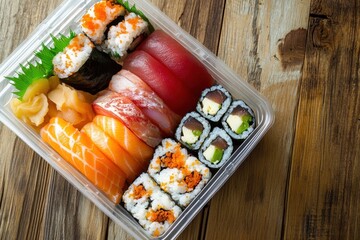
203,145,224,164
236,114,253,134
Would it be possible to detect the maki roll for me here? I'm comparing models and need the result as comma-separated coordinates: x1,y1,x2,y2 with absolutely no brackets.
123,173,182,237
52,33,121,94
104,12,149,63
148,139,211,208
175,112,211,150
81,0,126,45
196,85,232,122
222,100,256,140
199,127,233,169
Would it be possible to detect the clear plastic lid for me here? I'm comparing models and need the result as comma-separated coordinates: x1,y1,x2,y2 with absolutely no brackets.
0,0,274,239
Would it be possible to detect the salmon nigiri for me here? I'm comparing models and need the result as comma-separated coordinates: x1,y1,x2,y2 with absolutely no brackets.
82,122,144,182
93,115,154,164
93,90,163,147
41,117,126,204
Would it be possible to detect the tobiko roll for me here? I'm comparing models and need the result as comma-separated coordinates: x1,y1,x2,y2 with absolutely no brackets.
52,33,121,94
198,127,233,169
81,0,126,45
104,12,149,63
175,112,211,150
148,139,211,208
222,100,256,140
123,173,182,237
196,85,232,122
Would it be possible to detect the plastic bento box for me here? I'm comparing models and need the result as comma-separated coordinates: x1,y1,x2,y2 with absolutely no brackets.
0,0,274,239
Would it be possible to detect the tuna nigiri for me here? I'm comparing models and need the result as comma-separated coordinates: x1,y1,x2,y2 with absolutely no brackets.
109,70,181,136
93,115,154,164
82,122,144,182
123,50,198,115
93,90,163,147
40,117,126,204
138,30,214,99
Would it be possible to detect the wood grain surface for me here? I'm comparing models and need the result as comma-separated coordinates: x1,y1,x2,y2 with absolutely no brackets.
0,0,359,240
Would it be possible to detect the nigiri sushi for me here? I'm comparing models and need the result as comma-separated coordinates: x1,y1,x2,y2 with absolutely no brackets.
41,117,126,204
82,122,144,182
93,115,154,164
138,30,214,99
93,90,163,147
109,70,181,136
123,50,198,115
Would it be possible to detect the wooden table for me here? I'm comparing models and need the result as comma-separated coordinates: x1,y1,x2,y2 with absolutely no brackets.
1,0,359,239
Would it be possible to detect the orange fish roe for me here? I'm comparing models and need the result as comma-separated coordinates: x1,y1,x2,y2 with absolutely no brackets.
147,209,175,223
82,14,100,33
127,16,141,30
184,171,202,190
131,184,147,199
153,228,161,237
67,36,83,51
161,146,185,169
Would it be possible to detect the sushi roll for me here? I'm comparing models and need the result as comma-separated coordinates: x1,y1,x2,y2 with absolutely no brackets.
148,139,212,208
196,85,232,122
222,100,256,140
199,127,233,169
104,12,149,63
123,173,182,237
81,0,126,45
175,112,211,150
52,33,121,94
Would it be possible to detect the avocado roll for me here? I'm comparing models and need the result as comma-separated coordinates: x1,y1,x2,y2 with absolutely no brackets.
123,173,182,237
199,127,233,169
148,139,212,208
175,112,211,150
52,33,121,94
222,100,255,140
196,85,232,122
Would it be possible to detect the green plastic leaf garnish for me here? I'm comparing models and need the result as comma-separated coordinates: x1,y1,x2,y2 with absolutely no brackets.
117,0,155,32
6,31,76,100
35,30,76,76
6,62,47,100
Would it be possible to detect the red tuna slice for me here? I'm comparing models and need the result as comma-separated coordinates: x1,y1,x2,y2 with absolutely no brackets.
109,70,181,136
122,50,198,115
93,90,163,147
138,30,214,99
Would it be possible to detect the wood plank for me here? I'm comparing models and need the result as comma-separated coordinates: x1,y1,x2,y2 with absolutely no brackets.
106,0,226,239
284,0,360,239
0,0,110,239
205,0,311,239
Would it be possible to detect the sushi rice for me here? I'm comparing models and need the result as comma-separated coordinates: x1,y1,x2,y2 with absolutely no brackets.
148,139,212,208
123,173,182,237
53,34,94,79
81,0,126,44
175,111,211,150
222,100,256,140
104,12,148,62
198,127,234,169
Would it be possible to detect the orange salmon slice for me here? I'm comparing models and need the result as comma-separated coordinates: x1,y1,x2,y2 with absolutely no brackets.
41,117,126,204
82,122,144,182
93,115,154,165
